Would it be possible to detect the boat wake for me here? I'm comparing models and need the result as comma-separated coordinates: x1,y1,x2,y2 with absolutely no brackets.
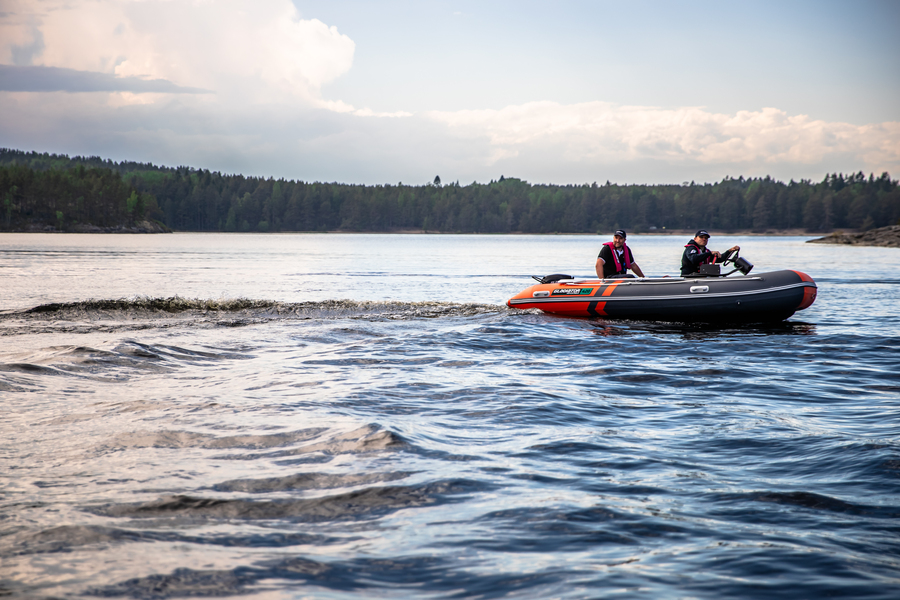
0,297,507,335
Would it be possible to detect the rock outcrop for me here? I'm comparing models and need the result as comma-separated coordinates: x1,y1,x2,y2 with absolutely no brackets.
70,220,172,233
21,220,172,234
806,225,900,248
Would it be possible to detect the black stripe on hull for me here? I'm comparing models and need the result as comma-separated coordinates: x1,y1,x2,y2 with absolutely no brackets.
599,285,804,322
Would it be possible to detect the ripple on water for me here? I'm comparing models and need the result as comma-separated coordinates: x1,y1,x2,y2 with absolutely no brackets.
1,273,899,599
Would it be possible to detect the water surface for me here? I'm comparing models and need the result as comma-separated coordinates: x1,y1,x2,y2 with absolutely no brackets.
1,233,898,599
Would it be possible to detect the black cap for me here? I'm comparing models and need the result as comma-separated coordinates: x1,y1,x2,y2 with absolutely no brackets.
614,229,626,238
695,229,710,238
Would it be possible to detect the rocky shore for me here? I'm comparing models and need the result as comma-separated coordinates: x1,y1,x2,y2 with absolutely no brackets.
17,220,172,234
806,225,900,248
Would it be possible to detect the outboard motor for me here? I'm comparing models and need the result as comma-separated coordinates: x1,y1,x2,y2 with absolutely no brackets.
533,274,573,284
734,256,753,275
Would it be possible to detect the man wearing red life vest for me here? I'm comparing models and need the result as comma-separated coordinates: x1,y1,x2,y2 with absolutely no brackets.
681,230,740,276
596,230,645,279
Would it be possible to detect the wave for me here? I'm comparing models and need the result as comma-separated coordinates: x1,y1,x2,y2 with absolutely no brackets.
100,425,405,456
86,478,487,522
19,297,506,318
0,296,508,335
3,524,332,557
83,554,507,600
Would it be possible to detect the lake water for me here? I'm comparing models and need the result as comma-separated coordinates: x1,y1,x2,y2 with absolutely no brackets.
1,233,898,599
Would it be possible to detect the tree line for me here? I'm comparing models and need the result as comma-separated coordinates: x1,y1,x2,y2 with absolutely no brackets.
1,159,158,231
2,148,898,233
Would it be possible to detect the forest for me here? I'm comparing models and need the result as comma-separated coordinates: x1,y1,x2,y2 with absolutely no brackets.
2,148,898,234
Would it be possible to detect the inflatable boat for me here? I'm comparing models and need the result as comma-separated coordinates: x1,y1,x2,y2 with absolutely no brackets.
507,254,817,322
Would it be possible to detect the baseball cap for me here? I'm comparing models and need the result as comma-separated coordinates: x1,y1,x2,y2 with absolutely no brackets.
614,229,627,238
695,229,710,238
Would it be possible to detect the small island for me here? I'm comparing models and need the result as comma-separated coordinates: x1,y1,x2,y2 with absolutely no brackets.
806,224,900,248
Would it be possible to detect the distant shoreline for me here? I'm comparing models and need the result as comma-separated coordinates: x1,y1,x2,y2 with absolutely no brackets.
3,220,171,234
1,227,827,236
355,229,822,236
4,150,897,236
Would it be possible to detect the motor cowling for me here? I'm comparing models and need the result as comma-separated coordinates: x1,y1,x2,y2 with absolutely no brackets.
734,257,754,275
537,274,573,284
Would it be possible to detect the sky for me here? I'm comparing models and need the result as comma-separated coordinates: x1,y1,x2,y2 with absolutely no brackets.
0,0,898,185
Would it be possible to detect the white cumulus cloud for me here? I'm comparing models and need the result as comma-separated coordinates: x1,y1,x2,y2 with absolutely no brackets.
0,0,357,107
426,102,900,175
1,1,897,183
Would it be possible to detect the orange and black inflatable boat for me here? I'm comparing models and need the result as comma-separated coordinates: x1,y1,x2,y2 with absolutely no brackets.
507,269,817,322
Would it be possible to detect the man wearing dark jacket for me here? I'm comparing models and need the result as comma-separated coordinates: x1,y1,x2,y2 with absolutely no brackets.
681,230,740,276
596,230,645,278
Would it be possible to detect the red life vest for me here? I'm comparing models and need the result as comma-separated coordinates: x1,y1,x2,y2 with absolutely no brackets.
602,241,632,272
684,240,715,265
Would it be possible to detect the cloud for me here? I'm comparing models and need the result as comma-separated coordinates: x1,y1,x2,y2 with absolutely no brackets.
425,101,900,175
0,1,897,184
0,64,211,93
0,0,356,107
